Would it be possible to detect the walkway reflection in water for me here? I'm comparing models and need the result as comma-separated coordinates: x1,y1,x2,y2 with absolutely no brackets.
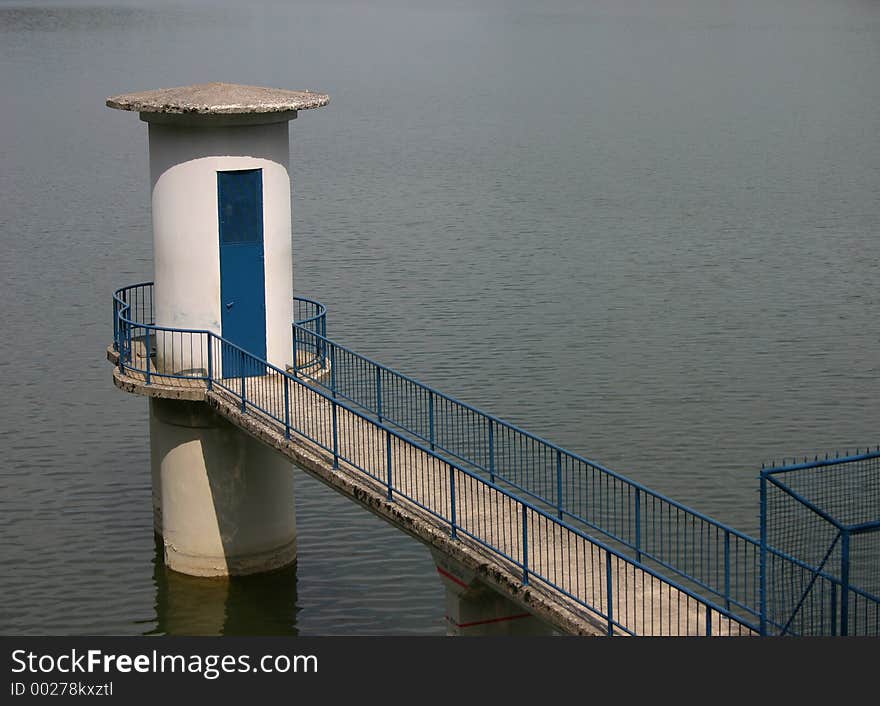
146,537,300,636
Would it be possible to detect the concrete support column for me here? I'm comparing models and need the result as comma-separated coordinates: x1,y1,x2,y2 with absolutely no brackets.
150,398,297,576
433,552,555,636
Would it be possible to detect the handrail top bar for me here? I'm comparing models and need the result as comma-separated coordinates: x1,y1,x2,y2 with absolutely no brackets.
293,323,760,543
115,285,324,332
761,451,880,477
763,474,846,531
293,295,326,308
115,280,755,546
115,284,323,310
848,519,880,535
116,312,214,337
113,282,153,295
292,296,327,327
115,283,323,307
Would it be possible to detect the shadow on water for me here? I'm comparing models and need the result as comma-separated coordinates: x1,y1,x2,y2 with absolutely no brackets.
146,536,300,636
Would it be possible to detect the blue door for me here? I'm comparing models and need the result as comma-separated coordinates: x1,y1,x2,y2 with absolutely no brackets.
218,169,266,377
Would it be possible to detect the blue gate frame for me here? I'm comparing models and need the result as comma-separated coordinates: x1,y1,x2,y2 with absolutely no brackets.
760,451,880,635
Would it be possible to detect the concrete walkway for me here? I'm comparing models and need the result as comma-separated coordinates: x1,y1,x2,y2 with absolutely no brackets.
108,345,756,636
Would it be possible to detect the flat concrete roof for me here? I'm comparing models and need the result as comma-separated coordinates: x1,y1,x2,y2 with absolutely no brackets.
106,82,330,115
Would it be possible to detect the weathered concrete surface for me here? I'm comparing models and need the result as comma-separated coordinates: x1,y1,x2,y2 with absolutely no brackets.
106,82,329,115
108,345,206,401
434,551,556,636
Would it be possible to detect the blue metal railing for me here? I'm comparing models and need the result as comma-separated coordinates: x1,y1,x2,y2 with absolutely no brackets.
114,283,878,635
112,282,762,636
292,296,327,373
291,319,880,635
291,325,768,624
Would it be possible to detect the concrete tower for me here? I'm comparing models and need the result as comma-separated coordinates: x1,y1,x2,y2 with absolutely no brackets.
107,83,329,576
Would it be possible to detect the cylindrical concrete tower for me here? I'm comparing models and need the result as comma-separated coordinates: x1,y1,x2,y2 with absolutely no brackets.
107,83,329,576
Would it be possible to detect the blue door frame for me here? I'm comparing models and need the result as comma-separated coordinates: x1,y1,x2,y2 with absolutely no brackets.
218,169,267,377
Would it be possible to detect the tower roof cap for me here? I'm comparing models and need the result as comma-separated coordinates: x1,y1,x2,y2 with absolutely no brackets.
106,82,329,116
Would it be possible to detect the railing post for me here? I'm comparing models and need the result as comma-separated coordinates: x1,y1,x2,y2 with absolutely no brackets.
125,317,132,372
449,464,457,539
332,400,339,469
556,449,563,519
840,529,850,637
329,343,337,398
606,551,614,636
385,428,393,501
144,326,151,384
206,334,213,391
521,504,529,586
724,530,731,612
116,306,126,372
240,352,247,412
283,373,290,440
706,605,712,636
830,582,838,637
320,316,327,368
118,322,126,373
428,390,435,452
292,324,298,375
759,472,767,636
376,367,383,424
488,419,495,483
112,299,118,352
635,487,642,563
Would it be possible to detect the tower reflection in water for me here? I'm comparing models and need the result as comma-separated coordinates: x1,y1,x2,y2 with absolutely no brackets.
146,537,300,636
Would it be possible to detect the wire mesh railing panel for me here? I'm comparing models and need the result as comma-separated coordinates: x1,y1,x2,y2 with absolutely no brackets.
767,454,880,528
850,531,880,599
761,453,880,635
762,548,843,636
849,588,880,636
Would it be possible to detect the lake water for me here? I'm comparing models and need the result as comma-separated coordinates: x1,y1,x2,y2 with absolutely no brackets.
1,0,877,635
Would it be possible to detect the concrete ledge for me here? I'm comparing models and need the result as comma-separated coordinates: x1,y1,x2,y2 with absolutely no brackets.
108,346,207,402
112,368,207,401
